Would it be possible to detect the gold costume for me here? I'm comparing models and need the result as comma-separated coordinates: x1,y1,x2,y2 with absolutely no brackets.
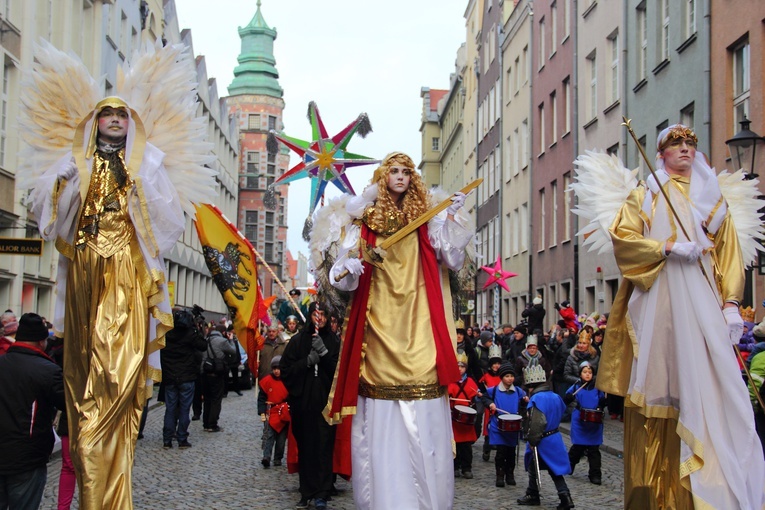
602,175,749,510
64,149,148,509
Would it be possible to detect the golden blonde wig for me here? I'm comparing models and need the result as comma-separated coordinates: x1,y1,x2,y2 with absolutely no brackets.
365,152,429,235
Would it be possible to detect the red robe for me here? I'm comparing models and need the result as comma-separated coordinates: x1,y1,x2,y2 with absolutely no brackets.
479,372,501,435
259,375,290,433
448,376,479,443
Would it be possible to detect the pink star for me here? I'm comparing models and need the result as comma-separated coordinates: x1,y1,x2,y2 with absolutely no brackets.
480,256,517,292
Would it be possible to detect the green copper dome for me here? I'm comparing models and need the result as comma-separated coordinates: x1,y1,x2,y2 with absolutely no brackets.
228,0,283,97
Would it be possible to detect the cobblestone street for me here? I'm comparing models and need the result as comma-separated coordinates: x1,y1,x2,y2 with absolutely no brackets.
40,389,624,509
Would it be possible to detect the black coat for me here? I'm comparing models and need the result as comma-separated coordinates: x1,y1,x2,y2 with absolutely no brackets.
0,343,65,475
522,304,547,334
161,325,207,384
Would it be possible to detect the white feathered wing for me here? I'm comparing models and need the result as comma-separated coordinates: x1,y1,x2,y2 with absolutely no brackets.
17,39,102,190
569,150,639,254
718,169,765,268
118,41,217,217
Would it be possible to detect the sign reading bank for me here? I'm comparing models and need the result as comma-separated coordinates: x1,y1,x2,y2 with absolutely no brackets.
0,237,43,256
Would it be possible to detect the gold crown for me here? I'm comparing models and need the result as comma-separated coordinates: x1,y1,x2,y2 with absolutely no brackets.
456,351,468,365
455,319,465,329
740,306,756,323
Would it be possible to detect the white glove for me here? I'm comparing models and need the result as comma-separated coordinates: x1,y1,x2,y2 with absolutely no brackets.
723,306,744,345
58,161,78,182
668,241,703,263
344,257,364,276
446,192,466,216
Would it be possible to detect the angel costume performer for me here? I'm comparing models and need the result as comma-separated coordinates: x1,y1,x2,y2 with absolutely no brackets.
24,42,215,510
319,152,473,509
597,125,765,509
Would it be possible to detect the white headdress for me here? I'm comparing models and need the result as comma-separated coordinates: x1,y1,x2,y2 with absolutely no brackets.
18,39,217,217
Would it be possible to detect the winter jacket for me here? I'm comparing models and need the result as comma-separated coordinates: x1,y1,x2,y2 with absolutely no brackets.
161,323,207,384
558,305,579,333
0,343,65,475
563,347,600,385
203,330,236,374
522,304,547,334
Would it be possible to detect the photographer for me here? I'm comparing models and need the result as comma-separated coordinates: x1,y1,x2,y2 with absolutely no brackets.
522,297,546,334
201,323,237,433
160,308,207,448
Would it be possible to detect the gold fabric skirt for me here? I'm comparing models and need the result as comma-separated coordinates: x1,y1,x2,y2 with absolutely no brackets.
624,402,694,510
64,241,147,510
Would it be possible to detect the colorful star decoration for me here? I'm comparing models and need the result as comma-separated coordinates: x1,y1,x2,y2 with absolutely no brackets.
480,256,518,292
268,101,380,215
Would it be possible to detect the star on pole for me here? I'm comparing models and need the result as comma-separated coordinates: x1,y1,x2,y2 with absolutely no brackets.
480,255,518,292
266,101,380,215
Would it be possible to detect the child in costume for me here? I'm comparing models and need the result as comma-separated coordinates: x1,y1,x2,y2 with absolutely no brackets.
478,344,503,461
564,361,605,485
257,355,289,469
483,362,527,487
518,366,574,509
448,352,480,479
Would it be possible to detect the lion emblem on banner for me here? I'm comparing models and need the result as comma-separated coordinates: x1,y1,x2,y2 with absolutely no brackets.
203,242,253,301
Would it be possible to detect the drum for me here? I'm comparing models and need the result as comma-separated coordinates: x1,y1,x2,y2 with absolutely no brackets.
452,405,477,425
579,408,604,423
497,413,523,432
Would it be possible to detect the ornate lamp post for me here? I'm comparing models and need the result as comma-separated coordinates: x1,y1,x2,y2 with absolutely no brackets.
726,118,765,306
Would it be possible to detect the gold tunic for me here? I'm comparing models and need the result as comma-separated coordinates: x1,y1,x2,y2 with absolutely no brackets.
64,149,147,510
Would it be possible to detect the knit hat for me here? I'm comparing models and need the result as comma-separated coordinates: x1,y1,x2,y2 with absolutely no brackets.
533,296,542,305
561,300,570,308
2,320,18,337
526,335,538,347
754,321,765,339
479,330,494,345
578,361,592,375
14,313,48,342
498,362,516,377
271,355,282,368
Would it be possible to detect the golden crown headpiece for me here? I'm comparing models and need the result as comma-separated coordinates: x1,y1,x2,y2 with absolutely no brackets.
658,125,698,152
456,351,468,366
740,306,756,323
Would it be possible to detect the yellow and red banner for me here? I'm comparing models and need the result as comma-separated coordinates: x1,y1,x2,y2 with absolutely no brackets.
194,203,264,374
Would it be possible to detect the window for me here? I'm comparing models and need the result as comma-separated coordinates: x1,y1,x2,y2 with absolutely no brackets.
505,133,514,180
562,0,571,41
659,0,670,62
507,66,513,99
521,119,529,167
266,211,275,225
608,32,619,104
265,243,274,262
680,102,695,130
268,115,277,131
607,143,619,157
733,41,750,132
637,3,647,80
539,188,546,251
511,209,519,254
587,51,597,120
522,45,529,83
265,226,274,242
267,152,276,163
683,0,696,40
245,151,259,187
563,173,571,241
538,17,545,69
267,164,276,176
563,77,571,134
538,103,545,154
513,128,520,176
550,2,557,56
247,114,260,130
244,211,258,242
432,137,440,151
637,135,647,174
0,63,8,167
514,56,520,93
550,91,557,144
521,202,528,251
488,152,495,197
494,149,501,192
551,180,558,247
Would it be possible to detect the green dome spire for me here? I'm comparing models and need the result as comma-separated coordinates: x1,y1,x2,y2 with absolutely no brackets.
228,0,284,97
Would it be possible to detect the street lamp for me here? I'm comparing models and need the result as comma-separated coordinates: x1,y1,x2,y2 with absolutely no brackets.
726,117,765,180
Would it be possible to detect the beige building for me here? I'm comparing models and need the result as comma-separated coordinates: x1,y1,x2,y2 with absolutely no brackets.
499,0,532,325
576,0,623,315
419,87,448,187
463,0,484,225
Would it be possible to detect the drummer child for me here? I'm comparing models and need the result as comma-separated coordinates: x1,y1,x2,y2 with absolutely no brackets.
564,361,605,485
448,352,480,479
478,345,503,461
482,362,528,487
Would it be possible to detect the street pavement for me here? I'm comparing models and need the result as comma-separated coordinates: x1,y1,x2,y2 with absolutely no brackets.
40,390,625,509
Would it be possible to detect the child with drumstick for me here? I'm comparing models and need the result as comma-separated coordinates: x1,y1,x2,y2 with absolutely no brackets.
448,352,481,479
564,361,606,485
482,362,528,487
478,346,503,461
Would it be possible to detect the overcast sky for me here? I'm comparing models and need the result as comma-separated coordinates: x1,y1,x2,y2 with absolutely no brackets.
176,0,467,258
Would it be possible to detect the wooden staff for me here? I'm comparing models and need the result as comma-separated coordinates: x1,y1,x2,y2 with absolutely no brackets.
251,244,306,323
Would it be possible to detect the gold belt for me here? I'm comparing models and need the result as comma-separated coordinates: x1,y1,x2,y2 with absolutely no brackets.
358,380,446,401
